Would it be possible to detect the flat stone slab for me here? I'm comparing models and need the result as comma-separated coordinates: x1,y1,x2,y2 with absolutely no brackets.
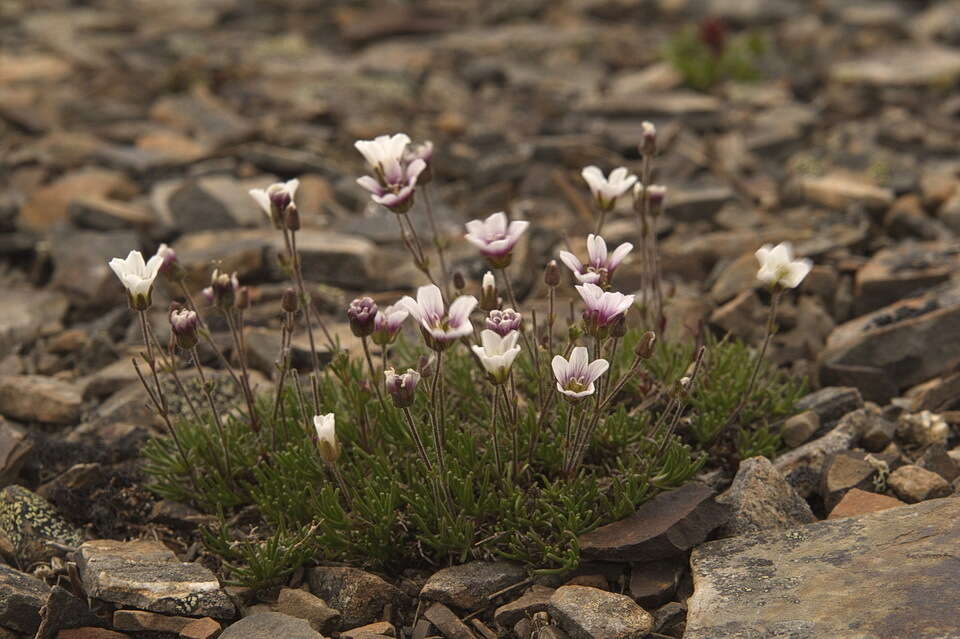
77,539,235,619
686,497,960,639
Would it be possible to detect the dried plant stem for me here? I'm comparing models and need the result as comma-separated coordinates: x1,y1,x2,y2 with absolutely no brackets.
190,347,232,480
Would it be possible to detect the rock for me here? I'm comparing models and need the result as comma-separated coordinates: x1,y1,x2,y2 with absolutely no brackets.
818,451,878,511
0,485,83,565
150,87,253,148
68,197,154,231
0,288,69,359
422,602,474,639
709,289,765,342
887,464,952,503
664,184,734,223
716,456,816,536
19,168,136,231
219,612,322,639
547,585,653,639
35,585,107,639
830,45,960,88
708,252,759,304
273,587,340,634
819,284,960,403
919,444,960,482
0,375,82,424
579,482,729,562
686,497,960,638
897,410,951,447
179,617,222,639
827,488,905,520
340,621,396,638
112,610,196,633
861,412,897,452
166,176,265,231
577,90,720,126
773,408,872,498
627,560,682,609
905,372,960,412
0,419,31,488
0,563,49,634
76,539,235,619
781,410,820,448
792,174,893,211
58,630,129,639
493,585,553,628
794,386,864,429
421,560,526,610
50,230,139,308
651,601,685,635
38,463,104,500
308,566,402,628
854,242,960,315
291,230,381,289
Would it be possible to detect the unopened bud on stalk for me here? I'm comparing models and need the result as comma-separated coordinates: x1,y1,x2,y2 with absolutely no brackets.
284,203,301,231
568,323,583,342
480,271,498,311
347,297,378,337
610,315,627,339
210,269,239,309
635,331,657,359
640,121,657,156
648,185,667,217
281,287,299,313
417,354,434,378
236,286,251,310
313,413,339,463
545,260,560,287
385,367,421,408
170,308,200,350
453,271,466,292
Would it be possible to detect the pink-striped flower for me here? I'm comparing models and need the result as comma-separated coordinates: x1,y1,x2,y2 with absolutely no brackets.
576,282,635,335
400,284,477,350
485,308,522,337
355,133,426,214
581,166,637,211
465,212,529,268
558,234,633,287
249,179,299,228
371,304,409,346
552,346,609,401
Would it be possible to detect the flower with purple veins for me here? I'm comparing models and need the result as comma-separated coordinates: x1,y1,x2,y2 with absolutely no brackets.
355,134,426,214
581,166,637,211
371,304,409,346
485,308,522,337
249,179,299,228
385,368,421,408
552,346,609,401
347,297,379,337
558,234,633,287
464,211,529,268
576,282,635,335
399,284,477,350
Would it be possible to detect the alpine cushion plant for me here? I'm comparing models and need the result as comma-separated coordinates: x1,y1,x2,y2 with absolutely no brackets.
131,132,806,588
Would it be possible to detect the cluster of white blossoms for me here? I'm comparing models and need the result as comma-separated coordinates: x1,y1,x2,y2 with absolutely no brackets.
106,128,812,473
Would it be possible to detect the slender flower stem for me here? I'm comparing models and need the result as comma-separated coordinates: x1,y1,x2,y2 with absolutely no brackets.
561,403,575,468
594,204,607,236
191,348,232,480
288,229,327,407
272,311,294,422
429,350,447,477
360,336,387,443
422,186,451,300
177,280,243,390
401,407,434,472
328,462,353,510
488,389,502,476
223,310,260,433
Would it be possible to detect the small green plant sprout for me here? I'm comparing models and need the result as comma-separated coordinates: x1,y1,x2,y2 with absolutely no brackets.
114,129,806,588
664,17,767,91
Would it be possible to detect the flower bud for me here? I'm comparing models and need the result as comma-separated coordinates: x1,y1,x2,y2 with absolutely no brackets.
417,354,434,379
634,330,657,359
568,323,583,342
281,287,299,313
485,308,522,337
610,314,627,339
453,271,466,292
385,368,421,408
648,185,667,218
640,121,657,156
544,260,560,287
236,286,251,310
170,308,200,350
284,203,301,231
480,271,498,311
347,297,378,337
210,269,239,309
156,244,185,281
313,413,339,463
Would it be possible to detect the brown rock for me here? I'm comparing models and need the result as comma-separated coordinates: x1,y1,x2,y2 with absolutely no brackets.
827,488,905,519
781,411,820,448
0,375,82,424
420,560,526,610
273,587,340,633
58,630,129,639
341,621,396,638
793,174,893,211
819,451,877,511
888,464,952,503
579,482,729,562
308,566,403,628
548,585,653,639
919,444,960,482
628,560,683,609
422,602,474,639
717,456,816,536
19,169,135,231
179,617,222,639
493,585,553,628
112,610,194,633
854,242,959,315
709,290,765,342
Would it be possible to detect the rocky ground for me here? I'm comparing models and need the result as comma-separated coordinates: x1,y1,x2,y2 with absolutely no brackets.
3,0,960,637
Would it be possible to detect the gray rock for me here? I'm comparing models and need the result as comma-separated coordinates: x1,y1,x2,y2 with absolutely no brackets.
35,585,108,639
830,45,960,88
579,482,729,562
0,563,49,634
50,229,139,308
888,464,952,503
167,176,265,231
421,560,526,610
781,411,820,448
493,585,553,628
0,288,69,360
273,588,340,634
651,601,686,635
792,174,893,211
0,419,31,489
774,408,872,498
717,456,816,536
219,612,323,639
308,566,402,628
794,386,864,428
854,242,960,315
0,375,83,424
919,444,960,482
68,196,154,231
547,585,653,639
422,602,474,639
0,485,84,565
686,497,960,639
861,413,897,452
76,539,235,619
151,88,253,148
665,184,734,223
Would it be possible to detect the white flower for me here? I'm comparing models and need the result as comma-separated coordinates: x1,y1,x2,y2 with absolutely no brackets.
109,250,163,310
581,166,638,211
371,303,409,346
314,413,339,463
355,133,411,181
471,329,521,384
575,282,635,332
558,234,633,286
464,212,529,267
552,346,609,400
249,179,299,227
400,284,477,350
755,242,812,289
